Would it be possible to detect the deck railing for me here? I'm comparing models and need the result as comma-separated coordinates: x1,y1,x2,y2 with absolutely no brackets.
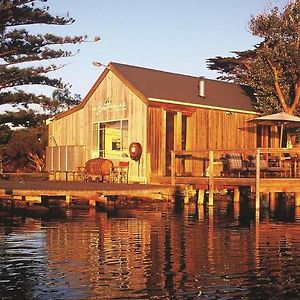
171,148,300,209
171,148,300,185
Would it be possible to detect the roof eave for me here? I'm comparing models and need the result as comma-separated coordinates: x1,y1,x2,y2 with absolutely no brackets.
148,97,258,115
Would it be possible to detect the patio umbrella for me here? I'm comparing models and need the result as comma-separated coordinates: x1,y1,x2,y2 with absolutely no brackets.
248,112,300,147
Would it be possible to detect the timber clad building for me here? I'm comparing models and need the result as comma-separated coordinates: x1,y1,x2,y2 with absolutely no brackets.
46,62,262,183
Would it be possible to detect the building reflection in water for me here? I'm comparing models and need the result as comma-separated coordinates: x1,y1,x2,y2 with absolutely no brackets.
0,196,299,299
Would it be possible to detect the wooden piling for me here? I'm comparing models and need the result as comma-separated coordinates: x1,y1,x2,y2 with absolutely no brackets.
89,199,96,206
233,188,240,203
197,190,205,205
66,195,72,206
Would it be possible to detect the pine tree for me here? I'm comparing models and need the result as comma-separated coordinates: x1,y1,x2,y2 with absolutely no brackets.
0,0,100,172
0,0,99,125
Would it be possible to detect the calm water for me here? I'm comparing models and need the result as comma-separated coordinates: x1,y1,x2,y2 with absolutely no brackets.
0,199,299,300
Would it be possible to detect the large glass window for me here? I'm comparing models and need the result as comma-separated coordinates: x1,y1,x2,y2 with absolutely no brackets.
92,120,128,158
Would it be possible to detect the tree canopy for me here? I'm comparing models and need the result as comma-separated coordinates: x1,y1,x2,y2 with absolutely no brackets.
2,126,47,172
0,0,99,127
0,0,99,172
207,0,300,116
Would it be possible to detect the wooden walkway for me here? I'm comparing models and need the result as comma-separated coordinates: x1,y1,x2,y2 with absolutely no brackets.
0,180,176,208
3,146,300,211
0,177,299,211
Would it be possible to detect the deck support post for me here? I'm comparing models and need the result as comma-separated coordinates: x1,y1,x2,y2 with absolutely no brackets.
89,199,96,206
255,149,261,210
208,150,214,206
233,201,240,219
197,190,205,205
233,188,240,203
183,186,190,205
171,151,176,186
295,192,300,207
184,194,189,205
65,195,72,206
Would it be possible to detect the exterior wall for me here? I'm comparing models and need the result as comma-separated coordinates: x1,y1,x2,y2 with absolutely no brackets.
192,108,256,150
47,71,259,183
147,107,165,176
147,106,257,177
47,71,148,182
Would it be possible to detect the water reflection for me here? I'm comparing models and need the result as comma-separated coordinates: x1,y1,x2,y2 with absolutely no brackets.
0,197,299,299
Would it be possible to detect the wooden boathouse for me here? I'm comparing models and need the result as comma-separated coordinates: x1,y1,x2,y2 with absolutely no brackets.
46,62,263,182
43,62,300,209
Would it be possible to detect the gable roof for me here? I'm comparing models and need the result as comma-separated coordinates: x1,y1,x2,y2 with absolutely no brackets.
110,62,256,113
51,62,256,121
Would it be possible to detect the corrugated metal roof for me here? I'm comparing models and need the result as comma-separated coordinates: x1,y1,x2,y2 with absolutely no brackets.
110,62,256,112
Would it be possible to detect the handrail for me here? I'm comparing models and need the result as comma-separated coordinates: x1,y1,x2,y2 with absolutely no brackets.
170,148,300,185
170,148,300,209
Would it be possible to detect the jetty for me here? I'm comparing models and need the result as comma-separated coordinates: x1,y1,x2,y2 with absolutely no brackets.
1,148,300,211
0,180,176,210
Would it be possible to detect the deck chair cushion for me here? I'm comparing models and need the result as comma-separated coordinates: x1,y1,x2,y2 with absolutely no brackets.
260,157,269,170
227,153,244,170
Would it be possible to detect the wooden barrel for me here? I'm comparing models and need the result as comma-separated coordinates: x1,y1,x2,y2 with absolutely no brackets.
85,158,113,176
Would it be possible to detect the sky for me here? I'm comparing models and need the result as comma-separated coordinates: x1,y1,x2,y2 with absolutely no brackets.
40,0,288,98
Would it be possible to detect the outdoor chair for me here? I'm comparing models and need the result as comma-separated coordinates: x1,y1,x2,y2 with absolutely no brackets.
109,161,129,183
222,153,247,177
247,155,285,178
246,155,269,177
267,156,287,177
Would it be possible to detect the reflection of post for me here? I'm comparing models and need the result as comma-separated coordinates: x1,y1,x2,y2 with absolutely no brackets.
208,151,214,206
164,225,174,295
207,206,214,266
233,201,240,221
255,149,261,210
269,192,276,211
0,154,3,176
295,193,300,207
197,204,205,221
254,209,260,270
171,151,176,186
295,207,300,219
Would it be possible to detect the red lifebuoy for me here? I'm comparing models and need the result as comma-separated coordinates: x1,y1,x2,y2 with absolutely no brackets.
129,142,142,161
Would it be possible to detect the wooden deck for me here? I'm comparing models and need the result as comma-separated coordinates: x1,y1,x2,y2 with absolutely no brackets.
169,148,300,209
168,176,300,192
0,176,299,211
0,180,175,198
2,147,300,211
0,180,176,207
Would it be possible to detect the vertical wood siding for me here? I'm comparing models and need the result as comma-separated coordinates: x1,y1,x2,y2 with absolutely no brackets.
48,70,258,181
48,71,147,181
147,106,257,177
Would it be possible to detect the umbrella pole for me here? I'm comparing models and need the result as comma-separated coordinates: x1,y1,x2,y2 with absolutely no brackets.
280,124,283,148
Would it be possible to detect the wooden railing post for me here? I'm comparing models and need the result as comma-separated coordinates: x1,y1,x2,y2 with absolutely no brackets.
171,151,176,186
208,150,214,206
255,148,260,210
